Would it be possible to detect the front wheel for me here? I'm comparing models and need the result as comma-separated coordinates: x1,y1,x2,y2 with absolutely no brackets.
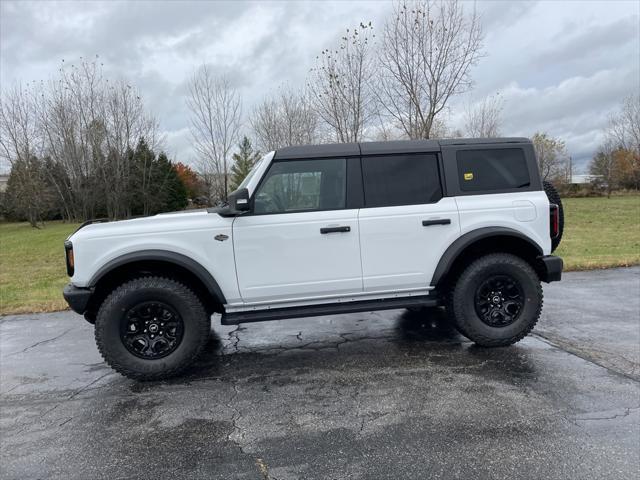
448,253,542,347
95,277,211,380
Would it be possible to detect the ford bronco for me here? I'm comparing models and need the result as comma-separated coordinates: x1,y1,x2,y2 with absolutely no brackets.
63,138,564,380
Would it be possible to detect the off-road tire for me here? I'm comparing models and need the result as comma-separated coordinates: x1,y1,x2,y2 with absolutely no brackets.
543,180,564,252
95,277,210,380
449,253,542,347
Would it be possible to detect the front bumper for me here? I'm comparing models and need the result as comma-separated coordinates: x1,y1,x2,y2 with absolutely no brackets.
63,284,93,314
537,255,563,283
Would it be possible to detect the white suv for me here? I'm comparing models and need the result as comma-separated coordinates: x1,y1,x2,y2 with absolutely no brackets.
63,138,564,380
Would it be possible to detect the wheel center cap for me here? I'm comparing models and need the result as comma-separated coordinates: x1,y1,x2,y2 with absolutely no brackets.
148,323,159,333
492,295,501,305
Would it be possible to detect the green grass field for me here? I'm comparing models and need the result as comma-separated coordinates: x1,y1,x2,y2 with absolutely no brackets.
1,195,639,315
555,195,640,270
1,221,80,314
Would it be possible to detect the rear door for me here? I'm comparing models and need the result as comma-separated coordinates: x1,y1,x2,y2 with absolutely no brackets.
233,157,363,304
358,153,460,292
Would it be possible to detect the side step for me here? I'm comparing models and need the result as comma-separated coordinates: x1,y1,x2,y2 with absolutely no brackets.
221,295,441,325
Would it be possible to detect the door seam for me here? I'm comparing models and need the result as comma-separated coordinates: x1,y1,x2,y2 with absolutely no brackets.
356,208,365,291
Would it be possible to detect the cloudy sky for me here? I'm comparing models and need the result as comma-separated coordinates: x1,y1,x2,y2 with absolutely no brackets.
1,0,638,172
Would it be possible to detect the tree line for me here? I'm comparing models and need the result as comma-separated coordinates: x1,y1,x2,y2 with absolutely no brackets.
0,59,194,226
588,95,640,196
2,0,638,226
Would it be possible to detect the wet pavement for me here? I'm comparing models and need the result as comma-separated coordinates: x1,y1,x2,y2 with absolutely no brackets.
1,267,639,479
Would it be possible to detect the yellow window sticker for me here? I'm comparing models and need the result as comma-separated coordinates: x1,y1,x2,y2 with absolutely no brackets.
464,172,474,181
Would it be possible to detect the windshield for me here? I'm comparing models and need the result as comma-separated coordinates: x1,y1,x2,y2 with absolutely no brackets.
237,152,273,191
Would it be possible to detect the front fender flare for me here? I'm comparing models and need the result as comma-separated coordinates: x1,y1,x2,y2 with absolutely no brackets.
88,250,227,304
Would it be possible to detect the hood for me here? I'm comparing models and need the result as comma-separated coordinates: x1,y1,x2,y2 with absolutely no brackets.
69,209,232,242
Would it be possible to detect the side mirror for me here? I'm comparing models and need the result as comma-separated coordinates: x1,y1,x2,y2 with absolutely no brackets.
229,188,250,213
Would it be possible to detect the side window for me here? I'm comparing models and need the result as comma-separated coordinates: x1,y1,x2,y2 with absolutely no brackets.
456,148,530,192
361,154,442,208
253,158,346,214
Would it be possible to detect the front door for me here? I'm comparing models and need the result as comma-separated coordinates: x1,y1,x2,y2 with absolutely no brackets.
358,153,461,292
233,157,362,304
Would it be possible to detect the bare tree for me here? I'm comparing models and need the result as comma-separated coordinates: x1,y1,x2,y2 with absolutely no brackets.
250,86,318,152
187,65,241,203
308,22,376,142
0,83,43,168
531,132,568,182
0,83,48,226
378,0,483,139
464,93,503,138
589,140,617,197
39,59,158,220
607,94,639,153
3,58,165,222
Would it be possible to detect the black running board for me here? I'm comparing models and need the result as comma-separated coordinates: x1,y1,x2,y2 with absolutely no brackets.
221,295,440,325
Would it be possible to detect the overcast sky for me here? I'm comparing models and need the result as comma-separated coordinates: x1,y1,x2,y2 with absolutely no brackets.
1,0,639,172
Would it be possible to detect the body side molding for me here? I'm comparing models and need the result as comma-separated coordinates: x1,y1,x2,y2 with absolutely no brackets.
88,250,227,304
430,227,543,287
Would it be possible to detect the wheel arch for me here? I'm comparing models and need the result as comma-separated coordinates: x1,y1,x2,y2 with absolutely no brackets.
431,227,544,289
86,250,226,319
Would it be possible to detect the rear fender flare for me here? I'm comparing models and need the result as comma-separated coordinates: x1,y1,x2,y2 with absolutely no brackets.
430,227,543,287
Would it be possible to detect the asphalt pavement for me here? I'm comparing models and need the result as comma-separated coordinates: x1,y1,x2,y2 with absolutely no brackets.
1,267,639,479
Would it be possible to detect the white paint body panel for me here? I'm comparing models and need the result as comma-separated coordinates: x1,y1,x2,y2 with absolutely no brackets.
455,191,551,255
68,210,243,304
232,210,362,303
358,198,461,291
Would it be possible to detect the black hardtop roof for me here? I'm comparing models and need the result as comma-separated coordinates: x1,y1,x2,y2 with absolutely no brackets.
274,137,531,160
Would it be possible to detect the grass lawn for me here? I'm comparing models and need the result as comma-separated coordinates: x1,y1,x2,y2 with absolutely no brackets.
1,221,79,315
1,195,639,315
555,195,640,270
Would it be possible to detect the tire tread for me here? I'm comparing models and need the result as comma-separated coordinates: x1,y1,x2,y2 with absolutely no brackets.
450,253,543,347
95,276,209,381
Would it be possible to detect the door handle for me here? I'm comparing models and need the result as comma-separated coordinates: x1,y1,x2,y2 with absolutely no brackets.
320,226,351,234
422,219,451,227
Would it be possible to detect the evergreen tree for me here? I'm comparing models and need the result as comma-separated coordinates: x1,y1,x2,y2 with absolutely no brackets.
130,138,157,216
3,156,59,226
230,137,261,191
157,152,189,212
129,138,188,215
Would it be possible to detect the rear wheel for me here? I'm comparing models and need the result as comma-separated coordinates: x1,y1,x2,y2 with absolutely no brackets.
449,253,542,347
95,277,210,380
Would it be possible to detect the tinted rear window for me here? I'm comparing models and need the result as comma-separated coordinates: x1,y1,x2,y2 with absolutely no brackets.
362,154,442,207
456,148,530,192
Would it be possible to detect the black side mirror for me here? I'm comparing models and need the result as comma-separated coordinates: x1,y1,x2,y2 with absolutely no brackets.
229,188,250,212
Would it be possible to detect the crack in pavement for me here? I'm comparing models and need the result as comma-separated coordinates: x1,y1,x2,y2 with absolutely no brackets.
68,372,114,400
226,325,244,354
225,380,248,454
230,330,404,356
574,404,640,422
532,332,640,383
221,382,274,479
9,371,117,435
7,328,73,356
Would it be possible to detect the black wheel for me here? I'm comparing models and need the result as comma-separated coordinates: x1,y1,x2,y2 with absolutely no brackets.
95,277,210,380
449,253,542,347
543,180,564,252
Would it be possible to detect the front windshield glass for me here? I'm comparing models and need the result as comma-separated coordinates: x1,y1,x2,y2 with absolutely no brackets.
237,152,273,191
